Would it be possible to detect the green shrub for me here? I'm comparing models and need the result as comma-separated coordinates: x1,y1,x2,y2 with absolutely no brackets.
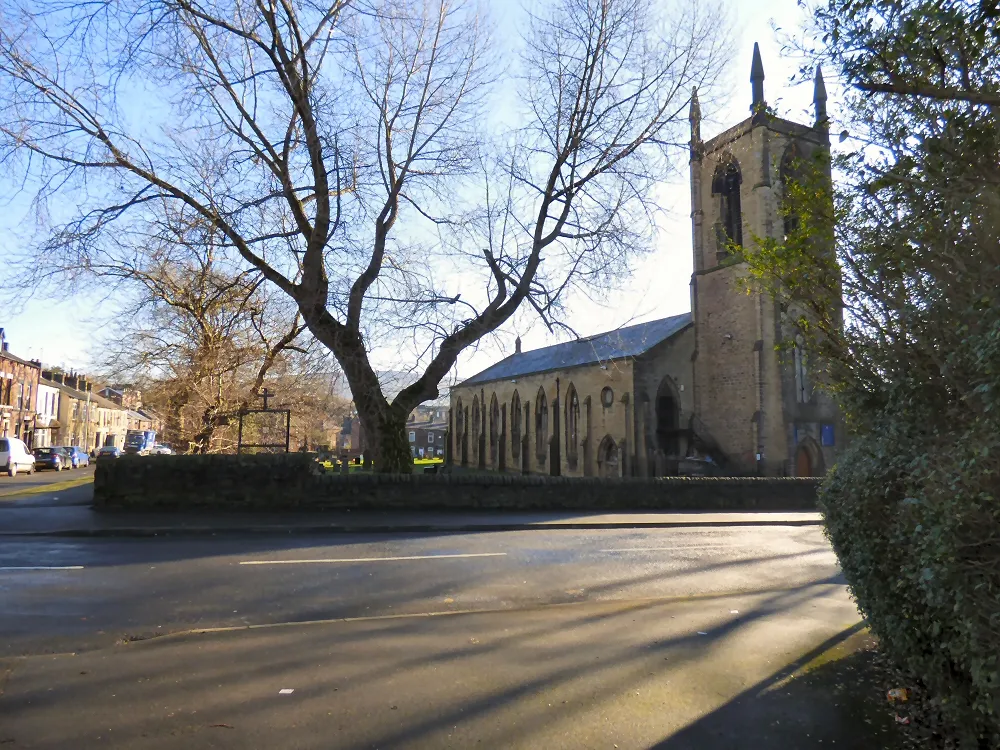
822,397,1000,748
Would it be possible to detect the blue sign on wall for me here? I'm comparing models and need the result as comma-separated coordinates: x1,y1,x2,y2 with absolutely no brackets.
821,423,835,446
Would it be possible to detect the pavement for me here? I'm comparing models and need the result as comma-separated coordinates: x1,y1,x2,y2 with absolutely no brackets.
1,597,897,750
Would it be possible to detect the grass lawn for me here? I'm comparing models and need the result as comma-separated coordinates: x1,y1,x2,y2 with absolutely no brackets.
320,457,444,473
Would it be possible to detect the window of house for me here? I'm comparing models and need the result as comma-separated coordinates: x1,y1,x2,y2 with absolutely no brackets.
428,433,434,445
16,383,23,410
408,431,415,443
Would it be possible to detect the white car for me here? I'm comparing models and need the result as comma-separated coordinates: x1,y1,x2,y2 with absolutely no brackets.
0,436,35,477
150,444,173,455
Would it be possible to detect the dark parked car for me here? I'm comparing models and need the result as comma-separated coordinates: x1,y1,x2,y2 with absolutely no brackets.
32,447,71,471
96,445,123,459
60,446,90,468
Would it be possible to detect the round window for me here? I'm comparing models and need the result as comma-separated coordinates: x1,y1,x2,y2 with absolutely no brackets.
601,387,614,407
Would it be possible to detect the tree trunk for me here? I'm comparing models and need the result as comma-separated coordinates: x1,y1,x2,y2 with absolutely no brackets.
359,403,412,473
300,309,414,473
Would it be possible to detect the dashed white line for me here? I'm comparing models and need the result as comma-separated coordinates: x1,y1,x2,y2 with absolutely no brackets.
239,552,508,566
0,566,85,571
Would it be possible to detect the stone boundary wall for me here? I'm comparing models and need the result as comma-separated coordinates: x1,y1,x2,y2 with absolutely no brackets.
93,454,820,512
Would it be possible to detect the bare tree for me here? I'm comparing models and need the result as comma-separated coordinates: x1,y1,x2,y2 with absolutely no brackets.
96,218,311,452
0,0,729,471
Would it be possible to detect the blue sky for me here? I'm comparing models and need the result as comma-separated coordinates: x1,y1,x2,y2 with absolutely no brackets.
0,0,824,383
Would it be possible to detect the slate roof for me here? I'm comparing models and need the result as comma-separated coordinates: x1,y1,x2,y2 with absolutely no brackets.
459,312,692,387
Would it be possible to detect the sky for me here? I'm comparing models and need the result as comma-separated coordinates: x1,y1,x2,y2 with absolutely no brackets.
0,0,825,388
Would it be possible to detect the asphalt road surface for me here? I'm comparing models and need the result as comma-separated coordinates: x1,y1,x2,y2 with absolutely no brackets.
0,463,94,496
0,526,840,656
0,526,894,749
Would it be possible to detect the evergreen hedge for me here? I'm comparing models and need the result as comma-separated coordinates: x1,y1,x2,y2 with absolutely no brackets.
822,396,1000,747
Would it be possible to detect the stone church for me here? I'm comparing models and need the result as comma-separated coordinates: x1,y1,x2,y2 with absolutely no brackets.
448,46,842,478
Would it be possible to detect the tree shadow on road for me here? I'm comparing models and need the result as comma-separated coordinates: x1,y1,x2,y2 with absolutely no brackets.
655,624,905,750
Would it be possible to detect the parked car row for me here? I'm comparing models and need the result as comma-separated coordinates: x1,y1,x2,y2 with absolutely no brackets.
0,437,172,477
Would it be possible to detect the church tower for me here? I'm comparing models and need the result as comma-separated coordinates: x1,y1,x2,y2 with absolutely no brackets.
689,44,840,476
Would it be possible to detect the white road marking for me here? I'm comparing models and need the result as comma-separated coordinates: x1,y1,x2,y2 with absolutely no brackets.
598,545,744,553
239,552,507,566
0,566,84,571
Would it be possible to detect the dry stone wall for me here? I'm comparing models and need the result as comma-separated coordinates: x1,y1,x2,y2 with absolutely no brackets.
94,454,820,512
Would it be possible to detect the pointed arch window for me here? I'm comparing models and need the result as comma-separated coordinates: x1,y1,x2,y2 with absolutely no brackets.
565,385,580,470
535,387,548,463
794,335,811,403
781,144,803,239
489,394,500,464
712,158,743,249
510,391,521,458
471,396,480,441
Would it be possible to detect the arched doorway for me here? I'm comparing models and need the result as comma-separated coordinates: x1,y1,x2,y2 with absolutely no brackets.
795,438,824,477
597,435,620,478
655,377,680,456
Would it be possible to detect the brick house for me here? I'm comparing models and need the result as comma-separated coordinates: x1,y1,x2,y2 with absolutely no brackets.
0,330,41,445
406,416,447,459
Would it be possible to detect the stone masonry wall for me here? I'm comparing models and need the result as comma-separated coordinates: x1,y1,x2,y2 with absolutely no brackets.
93,454,820,511
449,359,636,478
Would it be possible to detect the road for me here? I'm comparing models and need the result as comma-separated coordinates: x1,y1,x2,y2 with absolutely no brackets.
0,463,94,498
0,523,899,748
0,525,838,655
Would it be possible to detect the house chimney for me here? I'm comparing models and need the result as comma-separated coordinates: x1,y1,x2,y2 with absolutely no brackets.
515,336,522,355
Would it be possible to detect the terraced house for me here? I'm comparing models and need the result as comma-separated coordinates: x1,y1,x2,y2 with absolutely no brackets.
0,329,41,444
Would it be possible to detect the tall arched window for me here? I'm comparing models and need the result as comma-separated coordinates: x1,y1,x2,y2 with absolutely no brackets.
455,398,466,465
510,390,521,459
655,377,680,455
565,385,580,469
794,334,811,403
489,393,499,465
712,158,743,249
781,144,802,239
471,396,480,442
535,387,548,464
